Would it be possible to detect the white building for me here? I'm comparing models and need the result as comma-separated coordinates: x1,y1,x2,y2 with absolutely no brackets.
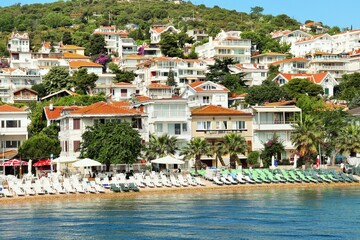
273,72,338,97
133,96,191,148
291,33,333,57
195,30,251,63
186,29,208,42
270,57,309,74
305,52,349,80
251,104,302,160
331,29,360,53
149,25,180,44
251,52,287,65
271,30,311,46
57,101,148,158
229,63,268,86
0,104,29,155
183,81,229,108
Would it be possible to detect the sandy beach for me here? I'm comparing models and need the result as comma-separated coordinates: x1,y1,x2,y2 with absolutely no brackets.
1,179,359,205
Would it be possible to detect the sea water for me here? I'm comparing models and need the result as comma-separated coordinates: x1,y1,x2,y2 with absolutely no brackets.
0,187,359,240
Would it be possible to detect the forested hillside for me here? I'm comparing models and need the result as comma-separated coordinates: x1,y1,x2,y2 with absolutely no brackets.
0,0,307,56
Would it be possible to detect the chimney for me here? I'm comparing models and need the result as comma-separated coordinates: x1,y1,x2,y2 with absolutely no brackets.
49,103,54,111
231,92,236,98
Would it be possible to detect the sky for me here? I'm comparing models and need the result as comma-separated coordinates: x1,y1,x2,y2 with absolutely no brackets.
1,0,360,30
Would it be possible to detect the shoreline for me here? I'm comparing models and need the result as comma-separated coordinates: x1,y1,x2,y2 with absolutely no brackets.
1,181,359,205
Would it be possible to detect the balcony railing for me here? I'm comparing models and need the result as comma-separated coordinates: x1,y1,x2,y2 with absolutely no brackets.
13,95,37,101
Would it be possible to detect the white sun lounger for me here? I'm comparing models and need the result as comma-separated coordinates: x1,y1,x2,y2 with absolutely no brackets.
195,177,206,186
213,177,224,185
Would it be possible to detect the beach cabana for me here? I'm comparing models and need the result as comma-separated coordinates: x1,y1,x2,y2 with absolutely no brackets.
151,155,185,171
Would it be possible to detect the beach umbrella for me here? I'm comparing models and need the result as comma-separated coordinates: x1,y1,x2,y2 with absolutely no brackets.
52,156,77,164
271,156,275,168
1,159,28,166
151,155,185,165
73,158,102,167
33,159,53,167
294,155,298,169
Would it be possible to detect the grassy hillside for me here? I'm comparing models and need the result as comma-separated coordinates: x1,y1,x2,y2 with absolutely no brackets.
0,0,304,56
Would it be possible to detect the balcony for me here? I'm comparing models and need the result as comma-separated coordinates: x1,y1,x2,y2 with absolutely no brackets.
13,95,38,102
196,129,247,139
253,121,295,131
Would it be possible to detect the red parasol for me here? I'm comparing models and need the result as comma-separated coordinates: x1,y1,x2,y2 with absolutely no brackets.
1,159,28,166
33,159,53,167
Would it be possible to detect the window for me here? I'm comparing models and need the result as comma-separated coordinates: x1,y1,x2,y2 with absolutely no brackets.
73,141,80,152
197,121,211,130
121,89,127,97
203,96,210,104
182,123,188,132
73,119,80,130
324,88,329,95
155,123,163,133
5,141,20,148
64,141,68,152
233,121,246,130
261,72,266,77
4,120,21,128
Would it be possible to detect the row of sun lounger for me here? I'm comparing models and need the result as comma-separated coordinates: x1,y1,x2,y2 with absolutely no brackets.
0,176,106,197
104,172,206,192
196,168,359,185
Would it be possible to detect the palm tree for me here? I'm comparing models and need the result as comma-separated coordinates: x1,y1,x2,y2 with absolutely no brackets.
180,137,212,172
335,124,360,164
144,134,179,160
291,115,324,164
217,133,249,169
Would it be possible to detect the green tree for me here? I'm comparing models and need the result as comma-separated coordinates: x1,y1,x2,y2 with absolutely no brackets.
291,115,324,165
282,78,324,99
72,68,98,95
62,31,72,45
144,134,179,160
109,63,137,83
336,73,360,101
295,95,325,115
260,134,285,167
42,66,73,94
28,102,47,136
159,33,183,58
167,68,176,86
335,125,360,160
217,133,249,169
52,95,106,106
245,80,289,106
31,83,48,98
247,151,260,167
40,123,60,139
181,137,212,172
87,34,106,55
18,134,61,160
81,121,142,171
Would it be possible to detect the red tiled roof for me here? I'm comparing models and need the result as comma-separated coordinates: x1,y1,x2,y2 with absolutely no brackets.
280,72,328,84
114,82,136,87
271,57,309,65
151,27,166,33
0,104,25,113
44,106,81,120
59,45,85,50
69,101,142,115
110,101,131,107
191,105,252,116
296,34,325,43
135,95,152,102
148,83,172,89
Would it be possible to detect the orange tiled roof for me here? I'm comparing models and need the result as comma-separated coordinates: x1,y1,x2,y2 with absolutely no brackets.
70,101,142,115
0,104,25,113
69,61,102,68
148,83,172,89
271,57,309,65
44,106,81,120
0,150,17,159
110,101,131,107
135,95,152,102
63,52,90,59
296,34,325,43
151,27,166,33
192,105,252,116
114,82,136,87
43,42,51,48
280,72,328,84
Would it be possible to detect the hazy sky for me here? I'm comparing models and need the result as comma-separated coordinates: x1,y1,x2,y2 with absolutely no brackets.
2,0,359,29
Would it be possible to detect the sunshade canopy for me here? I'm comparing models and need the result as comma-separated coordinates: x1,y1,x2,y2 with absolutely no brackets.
151,155,185,165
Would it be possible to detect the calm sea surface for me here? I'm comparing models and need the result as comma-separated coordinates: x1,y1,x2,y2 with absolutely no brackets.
0,186,359,240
